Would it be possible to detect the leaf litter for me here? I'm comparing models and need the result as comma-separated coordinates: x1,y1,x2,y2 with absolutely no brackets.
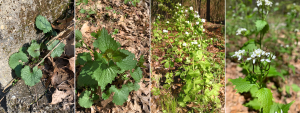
75,0,150,112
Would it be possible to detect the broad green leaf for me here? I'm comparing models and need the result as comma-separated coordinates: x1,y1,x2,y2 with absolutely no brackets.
9,52,28,69
75,30,83,41
229,77,256,93
77,61,99,87
19,46,28,54
244,99,260,110
14,64,23,78
241,39,257,52
47,40,65,58
116,49,137,70
93,28,121,53
183,80,193,94
126,82,140,91
109,85,130,105
270,101,294,113
103,49,128,63
268,66,285,80
21,66,43,86
281,101,294,113
183,95,191,102
35,15,52,33
255,20,269,34
92,62,119,91
77,52,92,65
78,90,93,108
130,67,143,82
256,88,273,113
27,42,40,58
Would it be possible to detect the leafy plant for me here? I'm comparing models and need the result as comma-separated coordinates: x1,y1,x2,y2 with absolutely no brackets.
8,15,65,86
229,1,295,112
77,28,144,108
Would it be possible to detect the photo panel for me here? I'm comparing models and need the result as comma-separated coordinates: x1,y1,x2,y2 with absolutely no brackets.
226,0,300,112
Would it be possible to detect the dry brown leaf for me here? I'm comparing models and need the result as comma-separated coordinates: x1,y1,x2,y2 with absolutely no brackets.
81,22,91,38
68,57,75,73
51,88,71,104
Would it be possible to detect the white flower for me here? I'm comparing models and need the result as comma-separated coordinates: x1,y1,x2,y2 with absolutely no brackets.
286,45,289,48
247,58,252,61
185,32,189,35
203,29,205,32
163,30,168,33
211,38,213,40
287,12,291,15
196,22,199,25
195,11,198,14
253,7,258,12
166,21,169,24
261,59,265,62
201,19,206,23
265,0,273,6
191,41,198,45
157,16,160,19
275,109,283,113
257,0,263,6
195,14,200,18
178,3,181,6
200,25,203,28
198,44,200,47
185,10,188,12
295,29,299,32
266,59,271,62
232,50,246,60
253,59,256,64
190,7,193,10
236,28,247,35
181,10,183,13
183,43,187,46
275,2,279,6
293,3,296,5
272,55,276,59
292,9,297,13
186,21,189,24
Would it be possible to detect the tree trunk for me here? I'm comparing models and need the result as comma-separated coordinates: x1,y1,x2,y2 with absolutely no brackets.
206,0,210,22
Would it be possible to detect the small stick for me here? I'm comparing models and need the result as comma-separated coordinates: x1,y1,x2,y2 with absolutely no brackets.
2,79,16,93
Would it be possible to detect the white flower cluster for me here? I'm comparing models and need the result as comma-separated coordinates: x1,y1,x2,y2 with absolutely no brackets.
201,19,205,23
166,21,169,24
163,30,168,33
191,41,198,45
232,50,245,60
183,43,187,46
295,29,299,32
190,7,193,10
257,0,272,7
236,28,247,35
185,32,189,35
246,49,276,64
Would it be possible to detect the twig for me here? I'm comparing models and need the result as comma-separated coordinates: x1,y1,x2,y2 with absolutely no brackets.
0,96,4,103
46,23,74,46
2,78,15,93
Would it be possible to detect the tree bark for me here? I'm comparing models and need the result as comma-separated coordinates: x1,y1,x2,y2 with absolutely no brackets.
206,0,211,22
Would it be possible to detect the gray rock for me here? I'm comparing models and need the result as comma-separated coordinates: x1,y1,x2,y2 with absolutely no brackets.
6,80,73,113
0,0,69,87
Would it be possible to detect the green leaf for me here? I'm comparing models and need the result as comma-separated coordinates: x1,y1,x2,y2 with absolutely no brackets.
256,88,273,113
93,28,121,53
291,84,300,92
75,30,83,41
116,49,137,70
130,67,143,82
78,90,93,108
244,99,260,110
241,39,257,52
9,52,28,69
27,42,40,58
77,61,99,87
35,15,52,33
109,85,130,105
137,55,146,68
92,62,119,91
229,77,256,93
83,0,88,4
268,66,285,80
103,49,128,63
21,66,43,86
47,40,65,58
77,52,92,65
80,9,86,13
270,101,294,113
126,82,140,91
255,20,269,34
281,101,294,113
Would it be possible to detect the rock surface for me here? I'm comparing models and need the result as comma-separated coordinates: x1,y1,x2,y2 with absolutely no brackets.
6,80,72,113
0,0,69,87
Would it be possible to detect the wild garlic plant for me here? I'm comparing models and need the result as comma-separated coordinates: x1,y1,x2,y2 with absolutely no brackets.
229,0,294,112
